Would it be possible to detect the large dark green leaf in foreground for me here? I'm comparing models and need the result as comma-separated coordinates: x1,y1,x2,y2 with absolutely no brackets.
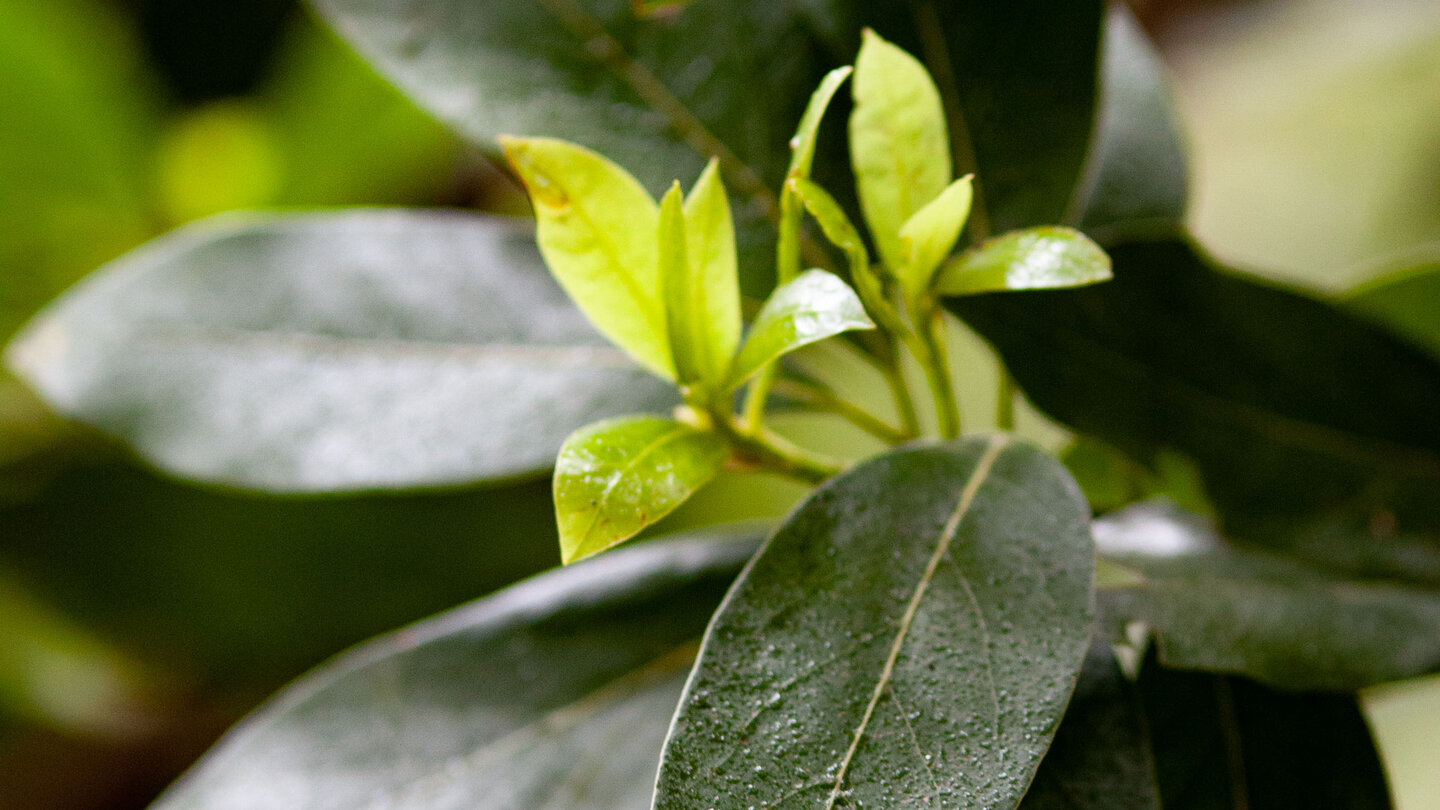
5,210,675,492
1019,644,1159,810
307,0,1104,274
655,437,1096,810
1094,502,1440,690
148,530,762,810
948,238,1440,541
1140,662,1392,810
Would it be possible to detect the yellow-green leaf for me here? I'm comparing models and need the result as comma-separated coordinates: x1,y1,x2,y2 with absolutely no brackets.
724,269,874,390
937,226,1112,296
849,28,951,273
500,136,672,379
554,416,727,564
898,174,974,297
787,66,852,181
679,159,741,386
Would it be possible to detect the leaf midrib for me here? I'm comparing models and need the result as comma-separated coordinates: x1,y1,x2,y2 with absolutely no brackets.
823,434,1010,808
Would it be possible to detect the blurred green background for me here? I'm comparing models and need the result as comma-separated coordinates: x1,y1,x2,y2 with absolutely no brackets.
1,0,1437,807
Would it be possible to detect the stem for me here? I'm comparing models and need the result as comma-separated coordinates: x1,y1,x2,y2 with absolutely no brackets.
996,369,1015,432
881,338,922,439
772,378,910,445
711,409,841,484
744,185,807,433
914,306,961,439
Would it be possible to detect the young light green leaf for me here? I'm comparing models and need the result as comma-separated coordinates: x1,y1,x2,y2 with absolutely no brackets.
936,226,1112,295
654,438,1097,810
898,174,974,297
554,416,727,564
680,159,741,385
850,28,952,273
790,177,886,311
499,136,673,380
788,66,852,180
658,181,702,386
724,269,874,390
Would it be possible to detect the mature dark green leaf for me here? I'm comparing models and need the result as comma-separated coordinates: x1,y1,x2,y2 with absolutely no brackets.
1094,502,1440,690
307,0,1105,277
1019,644,1159,810
1348,256,1440,359
655,437,1096,810
1140,662,1392,810
5,211,676,492
947,238,1440,543
1070,4,1188,241
554,416,728,564
148,530,762,810
936,227,1111,296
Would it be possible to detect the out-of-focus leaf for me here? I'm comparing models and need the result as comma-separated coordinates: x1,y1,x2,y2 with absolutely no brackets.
1095,502,1440,690
1070,4,1188,241
155,101,284,223
1140,662,1393,809
554,417,728,564
500,136,672,380
147,530,762,810
947,238,1440,544
0,572,157,737
655,437,1095,810
1019,644,1160,810
725,269,873,389
937,226,1111,295
0,0,160,339
1348,256,1440,360
307,0,1104,281
0,459,561,690
6,210,676,492
849,28,951,272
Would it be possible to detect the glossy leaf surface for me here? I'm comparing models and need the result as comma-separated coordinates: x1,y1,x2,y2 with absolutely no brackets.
501,136,672,379
1140,662,1393,810
725,270,873,390
937,227,1111,296
307,0,1104,275
654,437,1096,810
1095,502,1440,690
554,417,728,564
948,238,1440,541
1071,5,1189,240
148,531,763,810
6,211,675,492
1019,644,1160,810
849,28,950,272
899,175,974,297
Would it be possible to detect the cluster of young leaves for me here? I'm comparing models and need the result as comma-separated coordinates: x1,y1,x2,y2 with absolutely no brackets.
7,1,1440,809
512,30,1110,565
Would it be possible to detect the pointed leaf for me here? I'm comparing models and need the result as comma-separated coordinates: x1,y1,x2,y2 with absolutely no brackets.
1020,644,1161,810
787,66,852,181
4,211,675,492
937,226,1111,295
500,136,673,379
654,437,1096,810
680,160,742,385
850,28,952,273
1072,6,1189,240
658,181,702,385
1094,502,1440,690
147,530,763,810
1140,662,1393,810
898,174,974,296
555,416,728,564
724,269,873,390
790,178,886,309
